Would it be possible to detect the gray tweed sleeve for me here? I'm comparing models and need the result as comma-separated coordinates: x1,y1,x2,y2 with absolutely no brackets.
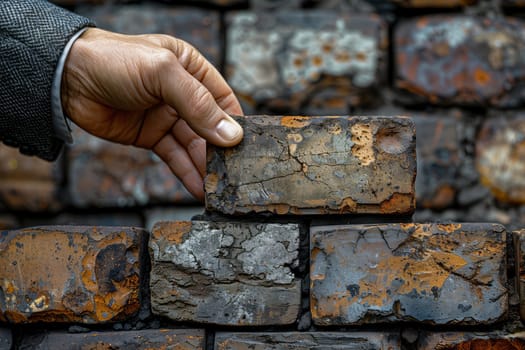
0,0,94,161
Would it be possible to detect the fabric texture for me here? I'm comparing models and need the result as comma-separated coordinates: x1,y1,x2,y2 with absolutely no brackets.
0,0,94,160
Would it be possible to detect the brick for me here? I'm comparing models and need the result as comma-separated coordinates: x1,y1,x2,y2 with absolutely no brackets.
310,223,507,325
396,16,525,108
68,127,195,207
476,115,525,204
77,4,220,66
144,207,204,231
205,115,416,215
215,332,400,349
18,329,205,349
514,230,525,321
0,226,145,323
390,0,476,6
0,144,62,211
149,221,301,325
0,328,11,350
418,332,525,349
413,114,462,209
226,12,387,114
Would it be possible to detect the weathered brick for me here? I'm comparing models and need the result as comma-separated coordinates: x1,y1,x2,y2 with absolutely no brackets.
149,221,301,325
310,223,507,325
0,144,62,212
226,12,387,114
145,207,204,231
206,115,416,215
215,332,400,349
68,127,195,207
514,230,525,321
418,332,525,349
18,329,205,349
476,115,525,204
390,0,476,6
396,16,525,108
0,226,145,323
0,328,11,350
414,114,462,209
77,4,220,66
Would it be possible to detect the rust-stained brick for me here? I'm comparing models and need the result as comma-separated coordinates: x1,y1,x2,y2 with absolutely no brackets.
0,226,145,324
418,332,525,349
414,114,462,209
77,4,220,66
215,332,400,349
68,126,195,207
514,230,525,321
149,221,301,325
18,329,205,349
205,115,416,215
396,16,525,108
226,12,387,113
0,144,62,212
310,223,507,325
476,115,525,204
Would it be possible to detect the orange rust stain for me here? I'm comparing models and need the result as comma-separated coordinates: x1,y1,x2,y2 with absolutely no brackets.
448,339,525,350
204,172,219,194
305,199,328,207
322,44,333,53
380,193,414,214
153,221,192,244
280,116,312,128
312,56,323,66
355,52,367,61
351,123,375,166
422,184,455,209
436,223,462,233
339,197,357,213
293,57,304,67
474,68,491,86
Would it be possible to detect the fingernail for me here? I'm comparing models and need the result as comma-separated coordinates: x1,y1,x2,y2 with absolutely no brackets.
217,118,242,142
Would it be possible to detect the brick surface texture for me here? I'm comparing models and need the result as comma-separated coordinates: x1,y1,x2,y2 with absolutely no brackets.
149,221,301,325
418,332,525,349
0,226,145,323
18,329,205,349
215,332,401,349
206,115,416,215
226,12,386,114
310,223,507,325
396,15,525,107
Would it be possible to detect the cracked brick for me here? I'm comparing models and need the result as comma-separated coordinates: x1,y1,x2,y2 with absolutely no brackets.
215,332,400,349
18,329,205,349
206,115,416,215
0,226,145,324
310,223,507,325
226,12,387,114
418,332,525,349
149,221,301,325
396,15,525,108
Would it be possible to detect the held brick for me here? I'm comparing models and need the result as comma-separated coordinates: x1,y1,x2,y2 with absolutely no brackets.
149,221,301,325
0,328,11,350
476,115,525,204
396,16,525,108
226,12,387,114
310,223,507,325
68,127,195,207
18,329,205,349
417,332,525,349
215,332,400,349
0,144,62,211
514,230,525,321
77,4,220,66
0,226,145,324
206,115,416,215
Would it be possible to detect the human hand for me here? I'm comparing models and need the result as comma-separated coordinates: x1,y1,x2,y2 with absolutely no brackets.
61,28,243,201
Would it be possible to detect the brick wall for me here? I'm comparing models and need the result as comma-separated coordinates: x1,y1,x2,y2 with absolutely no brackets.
2,0,525,349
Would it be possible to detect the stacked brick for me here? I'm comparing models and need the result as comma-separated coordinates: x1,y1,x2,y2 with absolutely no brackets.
2,0,525,348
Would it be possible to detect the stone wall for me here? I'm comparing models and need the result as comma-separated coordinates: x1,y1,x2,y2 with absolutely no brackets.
2,0,525,349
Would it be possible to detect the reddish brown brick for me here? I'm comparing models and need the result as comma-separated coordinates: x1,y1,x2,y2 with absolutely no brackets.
396,16,525,108
0,144,62,212
418,332,525,349
310,223,507,325
226,12,387,114
68,126,195,207
149,221,301,325
18,329,205,349
476,115,525,204
206,115,416,215
0,226,145,324
215,332,400,349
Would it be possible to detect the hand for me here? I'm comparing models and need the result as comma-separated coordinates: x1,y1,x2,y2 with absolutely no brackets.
61,28,243,201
